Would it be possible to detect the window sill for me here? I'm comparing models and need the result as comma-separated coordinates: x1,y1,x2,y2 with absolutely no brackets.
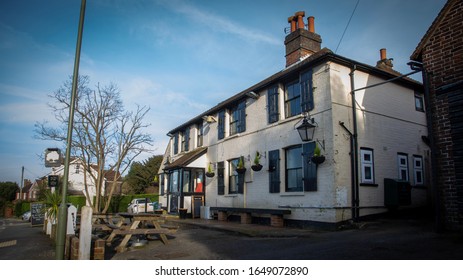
412,185,427,189
280,192,305,197
360,183,379,187
225,194,238,197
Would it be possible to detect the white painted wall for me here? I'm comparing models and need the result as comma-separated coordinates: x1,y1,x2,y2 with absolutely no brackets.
160,60,429,224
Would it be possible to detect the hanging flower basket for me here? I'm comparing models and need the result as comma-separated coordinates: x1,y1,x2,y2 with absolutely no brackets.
311,155,326,165
251,151,262,172
206,162,215,177
251,164,263,171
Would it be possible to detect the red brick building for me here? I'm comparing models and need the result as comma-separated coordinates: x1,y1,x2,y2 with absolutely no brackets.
411,0,463,231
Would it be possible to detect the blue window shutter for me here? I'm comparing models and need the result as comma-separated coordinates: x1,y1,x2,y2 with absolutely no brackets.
268,150,280,193
301,70,314,112
267,86,279,123
218,110,225,140
184,129,189,151
303,142,317,191
173,133,179,154
239,101,246,133
217,162,225,195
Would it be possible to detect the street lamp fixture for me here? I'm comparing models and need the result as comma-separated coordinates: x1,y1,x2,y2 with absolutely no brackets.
296,115,317,142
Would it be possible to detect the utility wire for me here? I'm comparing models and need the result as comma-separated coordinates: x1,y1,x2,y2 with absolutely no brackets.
335,0,360,54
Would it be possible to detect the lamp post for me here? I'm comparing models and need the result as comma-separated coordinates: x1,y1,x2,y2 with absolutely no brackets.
55,0,86,260
296,115,316,142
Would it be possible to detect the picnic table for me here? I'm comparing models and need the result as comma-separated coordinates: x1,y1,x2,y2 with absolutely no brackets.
92,212,177,253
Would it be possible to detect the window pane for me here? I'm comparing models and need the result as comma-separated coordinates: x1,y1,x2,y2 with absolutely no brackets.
285,81,301,118
364,166,372,180
182,170,190,192
363,153,371,162
287,169,302,191
286,146,302,169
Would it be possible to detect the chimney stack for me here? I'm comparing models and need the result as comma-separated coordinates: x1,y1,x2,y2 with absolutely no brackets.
284,11,322,67
376,48,394,71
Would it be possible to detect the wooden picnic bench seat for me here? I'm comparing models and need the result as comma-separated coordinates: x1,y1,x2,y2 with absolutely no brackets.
210,207,291,227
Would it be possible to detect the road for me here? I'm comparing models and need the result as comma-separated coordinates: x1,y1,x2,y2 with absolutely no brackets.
1,212,462,260
0,218,55,260
110,216,463,260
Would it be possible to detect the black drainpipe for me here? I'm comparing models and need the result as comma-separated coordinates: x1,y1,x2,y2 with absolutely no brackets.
340,121,356,221
349,66,360,221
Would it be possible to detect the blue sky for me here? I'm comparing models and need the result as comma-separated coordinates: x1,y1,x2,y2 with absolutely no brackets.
0,0,446,184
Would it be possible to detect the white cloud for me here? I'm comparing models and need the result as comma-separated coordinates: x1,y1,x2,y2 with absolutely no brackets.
158,0,280,46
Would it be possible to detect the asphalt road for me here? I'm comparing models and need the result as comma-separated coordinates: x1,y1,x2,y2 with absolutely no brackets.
111,215,463,260
1,212,462,260
0,218,55,260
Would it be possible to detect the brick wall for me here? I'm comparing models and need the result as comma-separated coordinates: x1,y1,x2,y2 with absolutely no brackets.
420,0,463,230
70,236,105,260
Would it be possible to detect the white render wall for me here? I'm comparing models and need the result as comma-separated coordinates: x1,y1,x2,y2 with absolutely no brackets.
163,60,429,224
330,63,429,218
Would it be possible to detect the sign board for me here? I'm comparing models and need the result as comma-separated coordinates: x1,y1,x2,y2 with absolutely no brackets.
45,148,62,167
48,175,59,188
30,203,46,226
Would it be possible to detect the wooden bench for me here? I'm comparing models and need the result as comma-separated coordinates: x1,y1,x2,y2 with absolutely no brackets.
210,207,291,227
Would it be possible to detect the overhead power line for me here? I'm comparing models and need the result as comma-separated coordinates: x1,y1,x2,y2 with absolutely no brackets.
335,0,360,54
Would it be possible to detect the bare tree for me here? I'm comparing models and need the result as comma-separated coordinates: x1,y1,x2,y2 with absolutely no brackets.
35,75,153,213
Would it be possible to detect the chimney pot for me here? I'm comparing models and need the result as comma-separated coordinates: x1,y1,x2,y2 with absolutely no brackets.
288,16,296,32
308,16,315,33
380,48,387,60
295,11,306,29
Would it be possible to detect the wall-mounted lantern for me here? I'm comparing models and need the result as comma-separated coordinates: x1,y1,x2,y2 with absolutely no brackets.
296,115,317,142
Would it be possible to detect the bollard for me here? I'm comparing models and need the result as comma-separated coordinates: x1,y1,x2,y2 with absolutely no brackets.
78,206,93,260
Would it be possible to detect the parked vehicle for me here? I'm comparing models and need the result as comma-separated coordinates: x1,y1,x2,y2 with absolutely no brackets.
127,198,156,214
22,211,31,222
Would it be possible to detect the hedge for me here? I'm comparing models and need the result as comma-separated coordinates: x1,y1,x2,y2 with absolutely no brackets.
14,194,159,215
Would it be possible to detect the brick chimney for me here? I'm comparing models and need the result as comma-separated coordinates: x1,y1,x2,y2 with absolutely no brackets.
376,48,394,70
284,11,322,67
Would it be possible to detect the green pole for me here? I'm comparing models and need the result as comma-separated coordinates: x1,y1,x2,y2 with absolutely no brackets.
56,0,86,260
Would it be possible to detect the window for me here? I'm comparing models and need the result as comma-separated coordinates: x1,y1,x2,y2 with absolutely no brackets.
218,110,225,140
193,170,204,193
398,153,409,181
197,123,203,147
267,86,279,123
285,81,301,118
217,162,225,195
169,170,180,193
285,143,317,192
415,94,425,112
181,128,190,152
182,170,190,193
229,159,244,194
230,100,246,135
285,146,303,192
268,150,280,193
413,156,424,185
284,70,314,118
75,164,80,174
360,148,375,184
160,174,165,195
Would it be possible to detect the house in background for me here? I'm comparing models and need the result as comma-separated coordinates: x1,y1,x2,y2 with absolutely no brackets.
15,179,34,201
410,0,463,231
49,158,123,205
158,11,429,226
